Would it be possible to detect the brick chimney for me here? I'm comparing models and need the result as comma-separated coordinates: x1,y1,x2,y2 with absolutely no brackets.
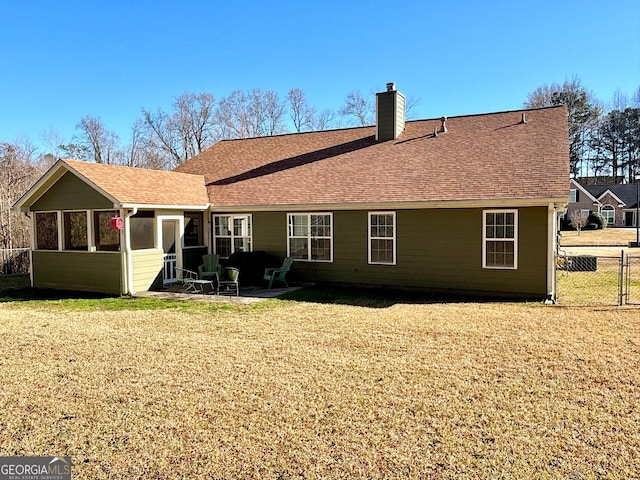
375,82,405,141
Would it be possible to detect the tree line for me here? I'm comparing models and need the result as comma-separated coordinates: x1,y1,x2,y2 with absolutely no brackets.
38,88,416,172
1,80,638,257
524,77,640,183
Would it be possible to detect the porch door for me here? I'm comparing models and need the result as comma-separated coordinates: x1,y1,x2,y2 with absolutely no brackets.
162,220,178,284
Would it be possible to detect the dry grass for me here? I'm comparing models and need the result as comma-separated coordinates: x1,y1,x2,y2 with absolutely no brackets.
1,298,639,479
561,227,638,247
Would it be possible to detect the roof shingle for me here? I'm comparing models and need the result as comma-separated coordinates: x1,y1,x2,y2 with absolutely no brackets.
63,159,208,207
176,106,569,208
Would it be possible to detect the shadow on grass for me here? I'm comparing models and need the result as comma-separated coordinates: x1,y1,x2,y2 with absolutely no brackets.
0,287,116,303
277,284,529,308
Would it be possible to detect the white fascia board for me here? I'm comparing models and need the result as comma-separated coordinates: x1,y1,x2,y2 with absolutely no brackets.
119,203,210,211
569,178,600,204
208,197,568,213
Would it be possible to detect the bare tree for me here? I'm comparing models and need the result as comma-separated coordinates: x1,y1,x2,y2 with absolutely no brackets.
312,109,337,131
141,92,217,169
569,210,588,235
39,127,67,160
76,116,121,164
340,91,374,126
0,142,45,258
215,88,287,139
525,77,602,177
288,88,317,132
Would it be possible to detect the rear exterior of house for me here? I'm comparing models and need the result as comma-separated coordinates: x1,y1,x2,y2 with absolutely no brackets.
16,85,569,300
176,86,570,300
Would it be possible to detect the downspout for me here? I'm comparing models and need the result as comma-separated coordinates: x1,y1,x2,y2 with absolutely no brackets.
24,212,34,288
546,204,560,304
124,207,138,296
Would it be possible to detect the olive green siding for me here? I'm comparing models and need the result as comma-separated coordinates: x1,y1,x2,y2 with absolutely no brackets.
32,172,113,211
32,251,122,294
131,249,164,292
251,207,549,297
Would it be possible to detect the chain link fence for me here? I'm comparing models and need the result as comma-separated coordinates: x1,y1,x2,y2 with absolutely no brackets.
556,251,640,306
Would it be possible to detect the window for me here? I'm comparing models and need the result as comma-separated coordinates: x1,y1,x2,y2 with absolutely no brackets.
213,215,252,257
483,210,518,269
94,210,120,251
130,211,155,250
601,205,615,225
287,213,332,261
184,212,204,247
369,212,396,265
35,212,59,250
63,211,88,250
569,189,577,203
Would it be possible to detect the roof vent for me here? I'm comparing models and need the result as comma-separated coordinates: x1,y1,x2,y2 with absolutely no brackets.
386,82,396,92
521,112,527,124
440,116,447,133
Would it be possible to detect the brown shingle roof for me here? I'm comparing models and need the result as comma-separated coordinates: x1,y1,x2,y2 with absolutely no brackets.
175,106,569,209
63,159,208,207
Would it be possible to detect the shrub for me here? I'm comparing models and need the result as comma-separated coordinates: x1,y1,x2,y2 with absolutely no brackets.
588,212,607,229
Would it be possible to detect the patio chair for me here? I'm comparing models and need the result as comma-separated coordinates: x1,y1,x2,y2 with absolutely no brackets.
217,267,240,296
198,254,221,281
263,256,294,289
176,267,198,293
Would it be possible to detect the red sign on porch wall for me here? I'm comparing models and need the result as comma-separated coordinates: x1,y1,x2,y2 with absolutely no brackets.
110,216,124,230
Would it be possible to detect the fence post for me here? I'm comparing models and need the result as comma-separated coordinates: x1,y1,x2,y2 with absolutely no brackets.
618,250,625,306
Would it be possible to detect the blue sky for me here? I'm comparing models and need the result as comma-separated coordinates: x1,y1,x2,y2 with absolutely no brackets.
1,0,638,152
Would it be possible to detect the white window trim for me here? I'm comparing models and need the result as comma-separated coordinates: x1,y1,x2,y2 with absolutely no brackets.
61,210,90,252
183,211,206,249
368,211,396,265
212,214,253,258
287,212,333,262
482,209,518,270
601,204,615,225
33,210,62,251
569,189,577,203
93,209,122,253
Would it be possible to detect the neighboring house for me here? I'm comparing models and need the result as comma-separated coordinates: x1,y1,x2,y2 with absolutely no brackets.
15,84,569,300
567,178,640,228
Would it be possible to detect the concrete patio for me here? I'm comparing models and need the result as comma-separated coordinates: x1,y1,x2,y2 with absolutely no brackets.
135,284,304,305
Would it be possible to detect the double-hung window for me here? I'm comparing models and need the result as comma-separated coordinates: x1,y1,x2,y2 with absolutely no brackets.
287,213,332,262
213,214,252,257
368,212,396,265
483,210,518,269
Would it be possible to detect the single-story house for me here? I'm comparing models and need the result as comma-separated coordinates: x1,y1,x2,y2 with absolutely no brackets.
15,84,569,300
567,178,639,228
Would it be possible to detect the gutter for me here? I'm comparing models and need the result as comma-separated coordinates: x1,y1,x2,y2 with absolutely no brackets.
123,207,138,296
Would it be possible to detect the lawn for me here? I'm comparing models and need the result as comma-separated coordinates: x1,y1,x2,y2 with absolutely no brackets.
560,227,638,246
1,292,638,479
